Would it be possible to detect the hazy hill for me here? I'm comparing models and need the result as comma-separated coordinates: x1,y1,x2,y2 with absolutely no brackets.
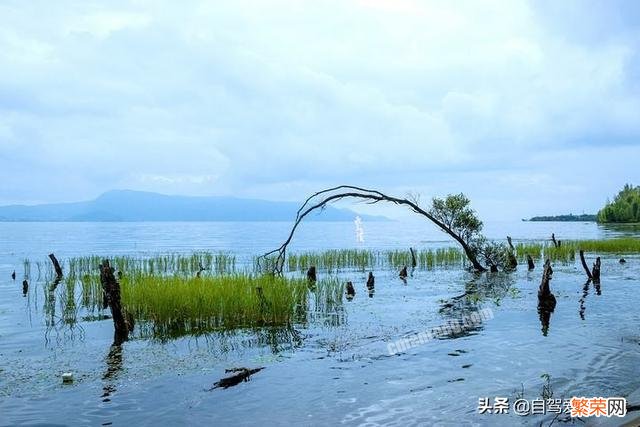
0,190,386,222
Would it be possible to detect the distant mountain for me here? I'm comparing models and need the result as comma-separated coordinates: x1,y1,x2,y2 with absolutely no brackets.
526,213,596,222
0,190,387,222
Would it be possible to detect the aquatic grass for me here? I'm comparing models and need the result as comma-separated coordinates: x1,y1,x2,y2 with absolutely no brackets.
515,238,640,263
67,252,237,278
285,248,467,271
120,273,310,334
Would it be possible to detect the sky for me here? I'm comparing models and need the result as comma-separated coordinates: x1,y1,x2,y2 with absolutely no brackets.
1,0,639,220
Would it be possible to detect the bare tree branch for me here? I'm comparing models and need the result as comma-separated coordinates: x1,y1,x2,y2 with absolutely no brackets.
258,186,488,274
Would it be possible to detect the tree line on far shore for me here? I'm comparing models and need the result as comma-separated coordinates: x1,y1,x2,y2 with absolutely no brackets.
597,184,640,223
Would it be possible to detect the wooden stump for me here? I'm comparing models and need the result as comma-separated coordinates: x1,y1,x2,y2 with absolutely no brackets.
22,279,28,296
345,281,355,300
409,247,417,269
579,250,593,280
399,266,408,279
526,254,535,270
100,260,130,346
366,272,375,289
592,257,601,284
306,266,317,283
537,259,556,336
48,253,63,278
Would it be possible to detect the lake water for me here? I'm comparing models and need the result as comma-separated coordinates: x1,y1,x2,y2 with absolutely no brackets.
1,220,639,426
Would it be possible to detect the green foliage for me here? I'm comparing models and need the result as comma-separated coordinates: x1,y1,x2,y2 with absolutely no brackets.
597,184,640,223
429,193,483,243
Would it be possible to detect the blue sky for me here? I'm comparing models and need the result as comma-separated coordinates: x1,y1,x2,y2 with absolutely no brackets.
1,0,639,220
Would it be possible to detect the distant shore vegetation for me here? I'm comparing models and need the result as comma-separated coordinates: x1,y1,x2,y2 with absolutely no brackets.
597,184,640,223
527,214,596,222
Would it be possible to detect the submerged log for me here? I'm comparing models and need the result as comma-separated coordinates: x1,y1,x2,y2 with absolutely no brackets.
209,367,264,390
48,253,63,278
526,254,535,270
345,281,355,300
100,260,130,346
579,250,593,280
22,279,28,296
409,247,417,269
306,266,317,283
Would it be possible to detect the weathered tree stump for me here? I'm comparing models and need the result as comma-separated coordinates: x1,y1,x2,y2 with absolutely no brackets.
490,265,499,273
48,253,63,278
399,266,408,279
619,258,626,264
537,260,556,336
345,281,355,300
526,254,535,270
22,279,28,296
11,270,16,280
409,247,417,269
100,260,130,346
366,272,375,289
551,233,559,248
592,257,601,284
505,236,518,270
306,266,317,283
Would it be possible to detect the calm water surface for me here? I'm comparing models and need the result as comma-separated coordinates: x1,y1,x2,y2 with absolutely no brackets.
1,221,639,426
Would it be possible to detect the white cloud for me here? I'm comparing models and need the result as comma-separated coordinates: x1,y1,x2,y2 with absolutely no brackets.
0,0,639,219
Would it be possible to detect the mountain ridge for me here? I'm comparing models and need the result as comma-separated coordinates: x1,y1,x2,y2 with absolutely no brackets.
0,190,386,222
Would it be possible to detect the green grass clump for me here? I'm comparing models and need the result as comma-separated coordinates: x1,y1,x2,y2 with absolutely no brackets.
121,274,310,335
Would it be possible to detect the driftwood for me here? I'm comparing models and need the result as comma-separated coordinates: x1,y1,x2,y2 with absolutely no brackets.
49,253,63,278
345,281,355,300
409,247,417,268
526,254,535,270
209,367,264,390
22,279,28,296
100,260,131,346
258,186,488,274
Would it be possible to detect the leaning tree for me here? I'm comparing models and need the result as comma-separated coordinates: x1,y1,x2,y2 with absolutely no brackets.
259,185,493,274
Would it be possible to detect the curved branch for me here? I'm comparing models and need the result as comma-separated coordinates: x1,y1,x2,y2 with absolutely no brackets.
258,187,488,274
